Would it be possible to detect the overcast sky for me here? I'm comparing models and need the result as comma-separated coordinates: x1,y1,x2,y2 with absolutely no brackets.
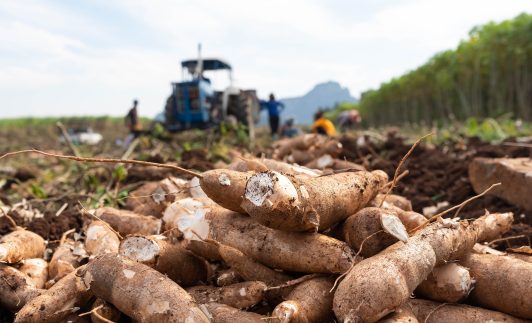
1,0,531,118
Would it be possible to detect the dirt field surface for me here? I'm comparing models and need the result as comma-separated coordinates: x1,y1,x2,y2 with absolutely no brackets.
0,129,531,322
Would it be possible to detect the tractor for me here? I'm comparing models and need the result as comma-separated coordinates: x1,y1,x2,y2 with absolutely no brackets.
162,46,260,133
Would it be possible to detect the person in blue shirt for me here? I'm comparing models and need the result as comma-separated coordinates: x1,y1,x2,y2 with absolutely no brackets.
260,93,285,139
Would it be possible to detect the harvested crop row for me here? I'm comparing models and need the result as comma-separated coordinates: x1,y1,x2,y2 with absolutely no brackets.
2,134,531,323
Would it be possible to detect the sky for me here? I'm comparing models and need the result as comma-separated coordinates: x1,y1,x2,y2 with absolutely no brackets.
1,0,531,118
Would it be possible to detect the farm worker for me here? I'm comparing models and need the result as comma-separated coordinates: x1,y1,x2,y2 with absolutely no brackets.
280,118,301,138
312,111,336,136
337,110,361,130
125,99,142,136
260,93,285,140
124,99,142,146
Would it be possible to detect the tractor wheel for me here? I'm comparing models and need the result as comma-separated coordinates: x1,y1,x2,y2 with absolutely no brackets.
164,94,175,123
226,91,259,125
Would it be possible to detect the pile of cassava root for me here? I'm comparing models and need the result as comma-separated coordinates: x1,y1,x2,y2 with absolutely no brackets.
1,133,531,323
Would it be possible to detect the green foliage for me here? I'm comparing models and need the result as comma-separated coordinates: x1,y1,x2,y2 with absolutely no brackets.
208,142,231,162
150,122,168,139
0,116,151,128
462,116,529,142
219,121,249,145
358,13,532,126
30,183,47,199
112,165,128,182
115,189,129,207
235,124,250,144
87,185,129,208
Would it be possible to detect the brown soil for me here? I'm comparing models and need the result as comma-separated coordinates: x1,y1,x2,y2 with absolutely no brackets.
181,149,214,172
0,207,82,241
340,133,532,247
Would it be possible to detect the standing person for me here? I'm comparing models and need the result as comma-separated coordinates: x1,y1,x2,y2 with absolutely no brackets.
337,109,361,130
260,93,284,139
312,111,336,136
124,99,142,146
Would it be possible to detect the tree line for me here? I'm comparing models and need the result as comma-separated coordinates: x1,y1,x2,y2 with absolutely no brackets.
357,13,532,126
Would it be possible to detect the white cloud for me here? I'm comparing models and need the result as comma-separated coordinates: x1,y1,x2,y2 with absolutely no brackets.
1,0,531,117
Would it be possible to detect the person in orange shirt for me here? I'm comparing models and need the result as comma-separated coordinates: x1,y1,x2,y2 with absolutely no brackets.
312,111,336,136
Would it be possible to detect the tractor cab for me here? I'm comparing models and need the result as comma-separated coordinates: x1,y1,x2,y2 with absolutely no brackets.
163,46,259,133
165,58,232,131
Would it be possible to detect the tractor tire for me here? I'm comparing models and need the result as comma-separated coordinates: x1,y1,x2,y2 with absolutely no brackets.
226,91,260,126
164,94,175,124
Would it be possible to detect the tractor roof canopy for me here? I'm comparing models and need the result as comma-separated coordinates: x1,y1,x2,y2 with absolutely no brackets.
181,58,232,73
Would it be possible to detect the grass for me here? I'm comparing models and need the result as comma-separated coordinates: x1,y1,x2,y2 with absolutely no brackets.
0,116,152,128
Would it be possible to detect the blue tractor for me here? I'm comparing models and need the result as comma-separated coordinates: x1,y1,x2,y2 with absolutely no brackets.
163,50,260,132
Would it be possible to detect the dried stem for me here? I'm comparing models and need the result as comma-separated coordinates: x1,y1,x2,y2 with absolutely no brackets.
266,273,323,291
502,142,532,148
409,183,501,234
0,149,202,178
60,228,76,245
379,133,432,208
383,170,409,189
78,305,103,317
56,121,80,157
488,234,527,247
91,310,116,323
78,202,124,240
424,302,449,323
330,229,384,293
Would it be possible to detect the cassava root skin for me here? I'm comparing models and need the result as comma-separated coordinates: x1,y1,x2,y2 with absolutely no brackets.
187,281,267,309
218,243,291,286
342,207,405,257
84,221,120,256
287,140,343,165
304,155,365,171
378,304,419,323
409,298,527,323
200,169,252,213
371,194,413,212
0,265,43,312
47,239,82,286
94,206,162,236
241,170,388,232
15,266,92,323
0,229,45,264
206,208,356,273
476,211,514,242
272,134,323,160
186,239,223,261
81,253,210,322
333,213,514,322
415,263,474,303
119,234,210,286
203,302,265,323
460,252,532,319
271,276,334,323
17,258,48,289
215,268,243,286
229,157,321,177
125,177,189,217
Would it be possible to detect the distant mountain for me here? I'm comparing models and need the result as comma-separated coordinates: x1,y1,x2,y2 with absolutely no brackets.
279,81,357,125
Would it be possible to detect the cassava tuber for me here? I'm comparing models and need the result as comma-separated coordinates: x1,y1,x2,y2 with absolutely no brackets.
333,212,514,322
81,254,210,322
